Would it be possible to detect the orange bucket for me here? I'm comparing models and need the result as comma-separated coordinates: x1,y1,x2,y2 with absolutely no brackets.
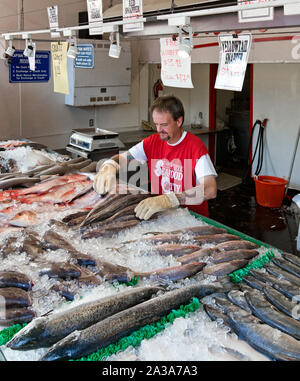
254,175,288,208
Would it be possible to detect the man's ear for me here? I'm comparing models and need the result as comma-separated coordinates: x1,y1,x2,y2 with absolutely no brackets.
176,116,183,128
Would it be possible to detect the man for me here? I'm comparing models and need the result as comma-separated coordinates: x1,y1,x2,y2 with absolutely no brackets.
93,95,217,220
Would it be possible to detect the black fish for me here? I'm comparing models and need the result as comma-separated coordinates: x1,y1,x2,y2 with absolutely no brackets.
0,271,33,291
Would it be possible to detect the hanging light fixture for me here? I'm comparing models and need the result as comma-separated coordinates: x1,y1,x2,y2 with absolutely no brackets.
23,36,34,57
109,31,121,59
67,36,78,59
178,26,193,58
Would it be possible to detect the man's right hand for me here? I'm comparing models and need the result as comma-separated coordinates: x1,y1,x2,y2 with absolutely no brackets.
93,159,120,195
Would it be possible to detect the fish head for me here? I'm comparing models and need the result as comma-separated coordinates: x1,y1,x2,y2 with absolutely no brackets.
41,330,80,361
6,317,47,349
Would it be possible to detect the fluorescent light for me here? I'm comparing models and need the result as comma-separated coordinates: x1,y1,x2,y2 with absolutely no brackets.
178,38,192,58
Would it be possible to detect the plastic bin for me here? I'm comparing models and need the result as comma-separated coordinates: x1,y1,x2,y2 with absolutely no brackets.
254,175,288,208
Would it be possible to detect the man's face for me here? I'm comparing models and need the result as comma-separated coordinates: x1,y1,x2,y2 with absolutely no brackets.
152,109,183,144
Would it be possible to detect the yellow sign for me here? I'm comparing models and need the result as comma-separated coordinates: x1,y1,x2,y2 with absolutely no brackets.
51,42,69,94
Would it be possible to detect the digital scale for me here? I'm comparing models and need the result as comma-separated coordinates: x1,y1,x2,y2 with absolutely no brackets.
66,128,126,160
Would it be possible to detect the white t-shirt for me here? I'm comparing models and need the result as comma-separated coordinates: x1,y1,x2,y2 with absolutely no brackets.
129,131,217,185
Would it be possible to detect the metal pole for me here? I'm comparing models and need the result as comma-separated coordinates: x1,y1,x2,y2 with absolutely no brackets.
285,125,300,194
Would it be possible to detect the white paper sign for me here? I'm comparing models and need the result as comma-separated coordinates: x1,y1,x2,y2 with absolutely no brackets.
284,1,300,15
238,0,273,22
28,42,36,71
87,0,103,35
215,34,252,92
123,0,144,32
160,38,193,89
47,6,59,29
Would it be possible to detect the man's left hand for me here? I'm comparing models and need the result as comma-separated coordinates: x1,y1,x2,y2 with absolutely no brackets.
135,193,180,220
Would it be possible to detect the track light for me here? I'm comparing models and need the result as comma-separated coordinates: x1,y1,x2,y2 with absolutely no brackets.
178,26,193,58
67,37,78,59
5,39,15,58
109,32,121,59
23,38,34,57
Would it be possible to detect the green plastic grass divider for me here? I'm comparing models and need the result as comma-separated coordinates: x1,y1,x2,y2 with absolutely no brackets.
0,323,26,347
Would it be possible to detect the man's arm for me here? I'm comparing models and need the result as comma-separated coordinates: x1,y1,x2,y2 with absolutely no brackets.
175,175,217,206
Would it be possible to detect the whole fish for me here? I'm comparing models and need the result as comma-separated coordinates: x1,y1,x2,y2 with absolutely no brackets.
154,243,202,257
177,248,218,265
9,210,38,227
62,210,89,224
81,219,140,239
265,264,300,287
226,290,252,313
209,249,259,264
62,159,92,172
170,225,227,236
193,234,241,245
134,262,206,282
7,285,162,350
244,288,300,340
42,230,95,266
216,299,300,361
282,252,300,268
271,257,300,278
0,271,33,291
69,189,100,209
40,283,225,361
203,303,232,329
22,233,45,260
203,259,248,276
0,176,40,190
0,287,32,308
215,240,259,251
37,165,67,176
20,180,93,204
78,161,98,173
94,260,134,283
263,285,300,321
48,219,71,233
39,263,82,280
0,307,36,326
242,275,267,292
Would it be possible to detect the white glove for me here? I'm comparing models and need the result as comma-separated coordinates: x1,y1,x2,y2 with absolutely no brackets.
135,193,180,220
93,159,120,195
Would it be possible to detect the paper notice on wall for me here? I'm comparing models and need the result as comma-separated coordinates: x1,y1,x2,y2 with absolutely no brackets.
123,0,144,32
87,0,103,35
160,37,193,89
215,34,252,92
51,42,69,94
28,42,36,71
47,5,60,37
238,0,273,22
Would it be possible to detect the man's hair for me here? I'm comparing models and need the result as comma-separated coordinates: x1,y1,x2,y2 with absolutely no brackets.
150,95,184,127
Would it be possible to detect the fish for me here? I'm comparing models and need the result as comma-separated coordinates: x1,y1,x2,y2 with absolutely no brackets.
9,210,38,227
0,287,32,308
244,288,300,340
282,252,300,268
7,285,162,350
51,283,75,302
134,262,206,282
40,283,225,361
42,230,95,266
242,275,267,292
271,257,300,278
215,240,259,251
62,159,92,172
265,264,300,287
69,189,101,209
263,285,300,321
0,271,33,291
154,244,202,257
62,210,89,225
81,219,140,239
209,249,259,264
226,290,252,313
170,225,227,236
177,248,218,265
217,300,300,361
193,234,242,245
48,219,71,233
39,263,82,280
94,260,134,283
77,161,98,173
0,307,36,326
202,259,248,276
0,177,40,190
36,165,67,176
20,180,93,204
22,233,45,260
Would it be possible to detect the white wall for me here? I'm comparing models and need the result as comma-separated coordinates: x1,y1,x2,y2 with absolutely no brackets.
253,64,300,190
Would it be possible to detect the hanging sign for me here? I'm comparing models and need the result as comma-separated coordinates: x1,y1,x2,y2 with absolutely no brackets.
9,50,50,83
74,44,94,68
215,34,252,92
160,37,194,89
28,42,36,71
47,5,60,38
238,0,274,23
87,0,103,35
51,42,69,94
123,0,144,32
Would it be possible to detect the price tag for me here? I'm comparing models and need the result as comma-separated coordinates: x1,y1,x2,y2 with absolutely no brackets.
123,0,144,32
87,0,103,35
47,6,59,29
238,0,274,23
